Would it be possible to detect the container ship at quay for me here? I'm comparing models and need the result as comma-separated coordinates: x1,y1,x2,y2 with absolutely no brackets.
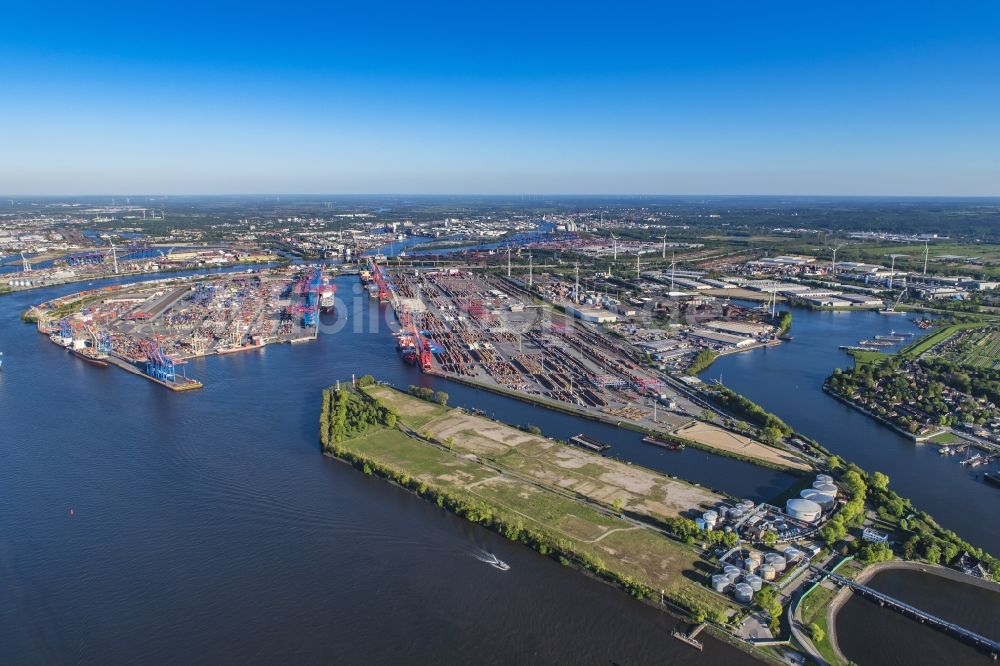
319,280,336,314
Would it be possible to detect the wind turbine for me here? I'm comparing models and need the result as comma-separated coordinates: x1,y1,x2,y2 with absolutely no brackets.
831,243,846,276
110,243,119,274
610,232,618,261
923,240,929,276
661,234,668,259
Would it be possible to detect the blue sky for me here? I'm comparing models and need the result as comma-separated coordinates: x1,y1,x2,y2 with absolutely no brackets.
1,1,998,195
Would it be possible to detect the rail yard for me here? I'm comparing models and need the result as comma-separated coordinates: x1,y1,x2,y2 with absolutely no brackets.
25,266,334,390
376,262,691,425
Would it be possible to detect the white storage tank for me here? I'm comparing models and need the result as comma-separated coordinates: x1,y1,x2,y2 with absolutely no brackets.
760,564,777,581
783,547,803,563
810,493,836,510
712,574,730,593
733,582,754,603
703,510,719,526
765,553,787,572
812,481,838,497
816,474,834,485
743,558,759,574
800,488,820,500
785,498,822,523
745,574,763,591
724,565,741,582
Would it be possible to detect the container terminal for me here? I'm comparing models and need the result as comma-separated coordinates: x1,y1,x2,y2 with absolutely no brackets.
25,266,333,390
365,259,690,424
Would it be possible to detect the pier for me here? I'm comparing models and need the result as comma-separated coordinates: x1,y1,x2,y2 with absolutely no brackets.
812,565,1000,656
671,622,707,650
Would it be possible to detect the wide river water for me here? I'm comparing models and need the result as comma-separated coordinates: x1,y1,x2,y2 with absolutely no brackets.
0,270,772,665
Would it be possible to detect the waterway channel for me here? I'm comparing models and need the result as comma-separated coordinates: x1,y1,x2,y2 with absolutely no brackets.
0,270,769,664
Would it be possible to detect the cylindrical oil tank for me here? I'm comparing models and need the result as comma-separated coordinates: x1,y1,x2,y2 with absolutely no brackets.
712,574,730,593
816,474,833,485
765,553,787,572
740,501,754,512
810,493,836,510
745,574,763,591
743,558,759,574
813,481,838,497
724,565,741,582
695,518,707,530
703,510,719,526
733,583,754,603
786,498,822,523
800,488,820,500
783,547,803,563
760,564,777,581
717,506,729,520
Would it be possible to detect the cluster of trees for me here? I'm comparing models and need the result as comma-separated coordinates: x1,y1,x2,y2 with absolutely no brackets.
686,349,718,376
660,515,739,548
819,468,867,546
708,387,792,438
407,385,449,406
858,541,894,564
775,311,793,335
320,387,397,448
754,586,783,632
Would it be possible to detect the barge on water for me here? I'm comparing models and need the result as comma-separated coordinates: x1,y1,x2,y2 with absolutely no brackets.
642,434,685,451
568,433,611,454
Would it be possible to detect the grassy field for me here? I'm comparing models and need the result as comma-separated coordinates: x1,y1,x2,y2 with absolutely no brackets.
343,386,731,614
847,349,889,367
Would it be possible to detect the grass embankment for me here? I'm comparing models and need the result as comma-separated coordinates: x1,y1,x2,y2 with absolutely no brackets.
321,381,735,622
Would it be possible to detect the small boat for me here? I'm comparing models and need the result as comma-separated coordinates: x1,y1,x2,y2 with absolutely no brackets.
483,553,510,571
890,330,914,337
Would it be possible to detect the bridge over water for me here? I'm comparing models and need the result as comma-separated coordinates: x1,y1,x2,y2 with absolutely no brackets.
811,564,1000,657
